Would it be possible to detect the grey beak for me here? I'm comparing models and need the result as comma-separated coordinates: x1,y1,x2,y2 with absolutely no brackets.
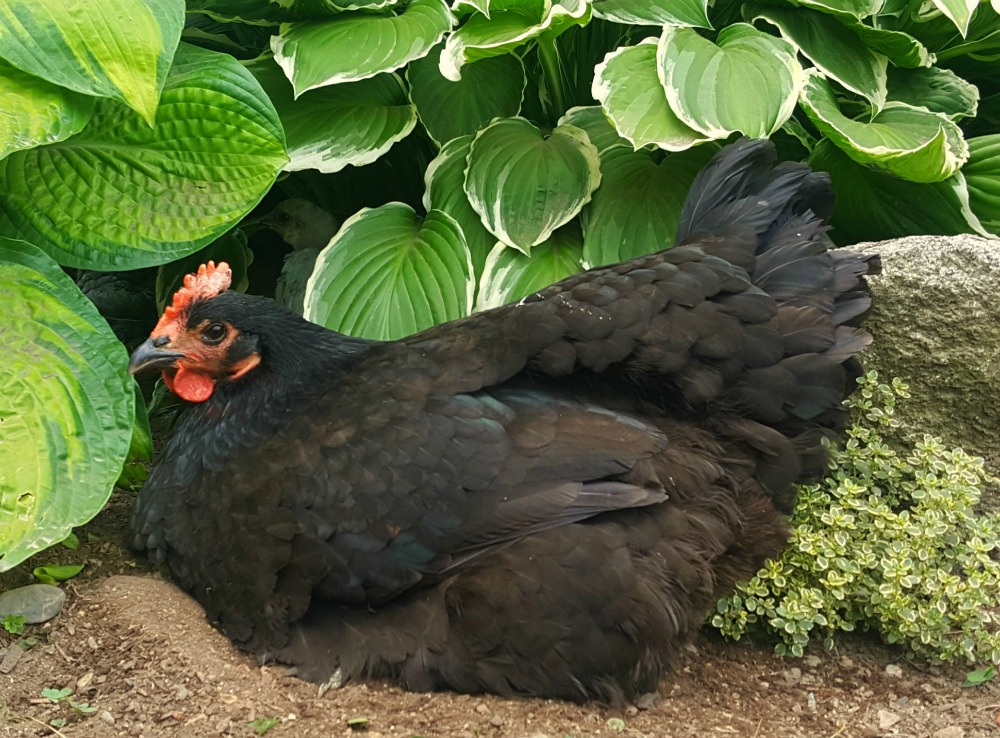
128,337,185,375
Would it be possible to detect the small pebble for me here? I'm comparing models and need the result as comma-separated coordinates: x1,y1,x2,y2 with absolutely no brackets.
489,715,504,728
634,692,658,710
877,709,900,729
475,704,490,715
782,667,802,684
885,664,903,677
932,728,965,738
803,655,821,667
98,710,115,726
0,584,66,624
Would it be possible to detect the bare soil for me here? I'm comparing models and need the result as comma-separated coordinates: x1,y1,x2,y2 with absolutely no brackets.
2,491,999,738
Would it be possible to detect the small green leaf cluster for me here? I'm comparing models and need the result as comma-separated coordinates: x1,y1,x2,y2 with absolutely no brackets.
712,372,1000,665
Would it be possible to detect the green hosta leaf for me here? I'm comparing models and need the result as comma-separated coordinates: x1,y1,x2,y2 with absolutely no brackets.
964,135,1000,235
658,24,804,139
304,204,473,339
423,135,493,276
752,6,888,111
799,70,968,182
796,0,880,19
0,59,94,160
558,105,628,155
464,117,601,252
849,23,934,68
272,0,453,95
592,39,710,151
0,0,184,125
189,0,393,22
0,239,133,572
440,0,589,81
809,139,986,244
33,564,84,585
0,44,287,271
407,48,524,146
928,0,978,36
592,0,709,29
581,144,716,268
117,382,152,489
887,66,979,119
249,59,417,173
476,224,584,310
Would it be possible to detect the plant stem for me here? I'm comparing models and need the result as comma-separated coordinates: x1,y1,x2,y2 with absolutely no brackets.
535,34,567,124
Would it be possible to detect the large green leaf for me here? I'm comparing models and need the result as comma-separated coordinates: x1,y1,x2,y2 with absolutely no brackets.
476,224,584,310
795,0,880,19
464,117,601,252
558,105,629,155
581,144,716,267
0,44,288,271
592,38,710,151
752,6,888,110
658,24,804,139
964,135,1000,235
799,70,968,182
849,22,934,68
928,0,978,36
0,238,133,571
271,0,454,96
887,65,979,119
809,139,986,244
249,58,417,173
0,0,184,125
0,58,94,161
304,203,473,339
423,134,494,275
591,0,709,29
407,47,524,146
440,0,589,81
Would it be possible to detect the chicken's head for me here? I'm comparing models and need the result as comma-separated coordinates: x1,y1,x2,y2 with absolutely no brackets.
128,261,261,402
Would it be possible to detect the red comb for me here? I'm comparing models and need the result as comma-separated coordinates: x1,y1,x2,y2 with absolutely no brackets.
153,261,233,334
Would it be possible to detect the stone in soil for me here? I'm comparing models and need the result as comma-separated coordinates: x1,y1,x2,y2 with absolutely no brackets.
0,583,66,623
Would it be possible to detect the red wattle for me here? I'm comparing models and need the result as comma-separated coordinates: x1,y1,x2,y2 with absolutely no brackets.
163,366,215,403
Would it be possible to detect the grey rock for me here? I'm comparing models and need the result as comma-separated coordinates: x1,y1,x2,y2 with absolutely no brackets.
932,728,965,738
846,236,1000,500
0,584,66,624
877,709,900,729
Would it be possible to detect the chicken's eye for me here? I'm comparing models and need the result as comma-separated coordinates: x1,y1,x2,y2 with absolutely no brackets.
201,323,227,344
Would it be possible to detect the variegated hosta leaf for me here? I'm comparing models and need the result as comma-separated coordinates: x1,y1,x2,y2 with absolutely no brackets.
809,139,987,244
272,0,454,96
581,144,717,268
752,5,888,111
0,58,94,160
848,22,934,68
0,0,184,125
464,117,602,253
795,0,880,19
423,134,494,275
249,58,417,174
927,0,978,37
799,70,968,183
304,203,473,339
476,224,584,310
0,238,134,571
557,106,629,155
964,135,1000,236
440,0,590,81
887,66,979,119
0,44,288,270
592,38,711,152
658,24,804,139
591,0,709,29
407,47,524,146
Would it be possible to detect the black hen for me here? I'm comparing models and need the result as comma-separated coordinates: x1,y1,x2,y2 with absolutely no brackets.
127,139,878,702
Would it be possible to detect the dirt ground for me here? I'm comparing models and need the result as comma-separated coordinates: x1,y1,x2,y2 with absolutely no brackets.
2,491,999,738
